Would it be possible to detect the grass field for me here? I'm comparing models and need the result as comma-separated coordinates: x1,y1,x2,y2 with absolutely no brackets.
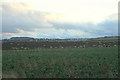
2,47,118,78
91,37,118,41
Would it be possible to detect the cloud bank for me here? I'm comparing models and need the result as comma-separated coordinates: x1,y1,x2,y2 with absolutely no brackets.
1,2,118,39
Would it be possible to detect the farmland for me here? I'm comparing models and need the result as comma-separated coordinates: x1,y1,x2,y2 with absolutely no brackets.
2,47,118,78
2,39,118,50
2,37,119,78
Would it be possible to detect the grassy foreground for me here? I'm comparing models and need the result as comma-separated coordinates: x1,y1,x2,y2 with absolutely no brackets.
2,47,118,78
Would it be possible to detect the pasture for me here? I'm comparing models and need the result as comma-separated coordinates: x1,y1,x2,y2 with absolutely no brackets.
2,47,118,78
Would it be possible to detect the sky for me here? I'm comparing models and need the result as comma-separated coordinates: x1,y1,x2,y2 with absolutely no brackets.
0,0,119,39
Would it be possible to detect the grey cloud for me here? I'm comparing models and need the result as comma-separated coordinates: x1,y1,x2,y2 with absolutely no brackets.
51,22,95,31
51,19,118,37
1,3,118,38
2,3,52,33
98,20,118,35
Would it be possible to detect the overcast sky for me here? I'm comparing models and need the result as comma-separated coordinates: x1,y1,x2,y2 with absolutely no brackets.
0,0,119,39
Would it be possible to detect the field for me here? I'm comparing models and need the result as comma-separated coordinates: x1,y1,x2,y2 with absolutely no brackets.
91,37,118,41
2,47,118,78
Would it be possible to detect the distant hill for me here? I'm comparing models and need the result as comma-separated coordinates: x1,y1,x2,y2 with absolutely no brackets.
88,36,119,41
2,37,35,42
2,36,119,42
2,37,88,42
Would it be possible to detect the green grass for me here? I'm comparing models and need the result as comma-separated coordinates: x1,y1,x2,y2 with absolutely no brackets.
2,47,118,78
92,37,118,41
0,50,2,79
